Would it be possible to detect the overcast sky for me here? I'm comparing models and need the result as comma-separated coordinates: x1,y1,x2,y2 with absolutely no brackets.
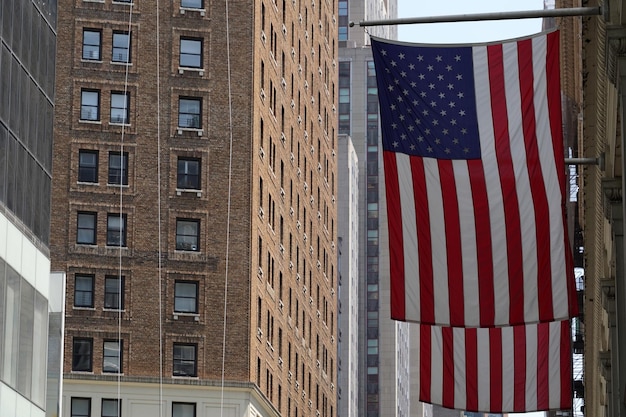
396,0,546,44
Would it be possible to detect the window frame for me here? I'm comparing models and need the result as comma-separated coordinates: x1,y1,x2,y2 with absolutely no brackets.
78,150,99,183
175,219,200,251
101,399,121,417
178,97,202,129
77,211,97,245
74,274,95,308
104,275,125,310
172,402,196,417
176,157,201,190
179,37,203,69
81,89,101,121
108,151,129,186
71,397,92,417
110,91,130,125
102,340,123,374
72,338,93,372
174,281,199,314
106,213,128,247
112,31,131,64
82,29,102,61
173,343,197,377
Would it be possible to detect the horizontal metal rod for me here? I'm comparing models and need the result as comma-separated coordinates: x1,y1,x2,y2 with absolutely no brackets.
350,7,602,28
565,157,602,166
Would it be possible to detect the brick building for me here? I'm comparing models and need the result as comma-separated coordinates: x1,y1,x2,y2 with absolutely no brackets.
51,0,338,416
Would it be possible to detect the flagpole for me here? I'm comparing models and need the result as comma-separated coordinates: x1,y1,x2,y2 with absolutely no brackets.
349,7,602,28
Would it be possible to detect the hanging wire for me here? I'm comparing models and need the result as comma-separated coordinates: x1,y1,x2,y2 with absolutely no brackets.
220,0,236,415
116,1,135,414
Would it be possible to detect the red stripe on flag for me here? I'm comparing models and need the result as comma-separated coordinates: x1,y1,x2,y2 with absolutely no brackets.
513,325,527,412
560,321,572,408
420,325,432,402
536,322,550,409
384,151,406,320
438,160,464,326
489,327,503,412
465,328,478,411
517,38,555,322
411,157,435,323
442,327,455,408
467,160,495,326
487,43,525,325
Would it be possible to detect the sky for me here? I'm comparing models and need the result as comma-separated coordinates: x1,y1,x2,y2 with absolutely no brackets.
394,3,551,416
397,0,547,44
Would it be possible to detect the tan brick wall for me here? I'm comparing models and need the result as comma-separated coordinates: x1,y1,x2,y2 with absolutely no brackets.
53,0,338,415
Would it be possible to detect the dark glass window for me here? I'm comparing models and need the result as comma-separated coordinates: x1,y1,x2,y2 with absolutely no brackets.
174,281,198,313
71,397,91,417
77,212,97,244
81,90,100,121
176,219,199,251
103,340,122,373
108,152,128,185
104,275,124,310
181,0,203,8
74,274,95,308
178,98,201,128
172,402,196,417
101,399,121,417
78,150,98,183
112,31,131,63
180,38,202,68
106,214,127,247
110,92,130,124
72,338,93,372
177,158,200,189
82,29,101,60
173,344,197,376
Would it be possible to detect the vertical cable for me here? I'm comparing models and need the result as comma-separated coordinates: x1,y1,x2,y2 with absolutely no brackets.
155,0,165,415
220,0,235,416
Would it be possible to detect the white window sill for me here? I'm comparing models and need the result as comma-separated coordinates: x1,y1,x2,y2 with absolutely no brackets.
79,119,102,125
107,183,130,188
81,58,103,64
111,61,133,66
176,127,204,136
178,67,204,76
172,313,200,321
176,188,202,197
77,181,99,186
179,7,206,16
73,306,96,311
109,122,131,127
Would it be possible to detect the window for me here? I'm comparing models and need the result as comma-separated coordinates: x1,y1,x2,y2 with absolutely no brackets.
78,150,98,183
104,275,125,310
103,340,122,373
172,403,196,417
75,274,95,308
174,281,198,313
177,158,200,189
72,338,93,372
110,92,130,124
173,343,197,376
81,90,100,121
77,212,97,244
181,0,203,8
176,219,199,251
180,38,202,68
178,97,201,129
112,31,131,63
82,29,101,61
71,397,91,417
107,214,127,247
101,399,121,417
108,152,128,185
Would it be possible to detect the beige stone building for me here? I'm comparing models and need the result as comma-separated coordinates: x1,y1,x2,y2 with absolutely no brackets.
51,0,338,416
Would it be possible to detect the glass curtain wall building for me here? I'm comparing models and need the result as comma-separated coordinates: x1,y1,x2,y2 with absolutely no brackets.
0,0,58,416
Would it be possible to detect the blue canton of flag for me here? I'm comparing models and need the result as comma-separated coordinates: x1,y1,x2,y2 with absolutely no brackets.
371,39,481,159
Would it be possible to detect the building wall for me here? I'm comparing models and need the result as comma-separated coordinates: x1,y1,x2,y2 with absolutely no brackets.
51,0,338,416
0,0,57,416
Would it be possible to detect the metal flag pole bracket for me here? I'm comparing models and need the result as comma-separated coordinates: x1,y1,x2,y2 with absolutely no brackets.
565,153,605,170
349,7,603,28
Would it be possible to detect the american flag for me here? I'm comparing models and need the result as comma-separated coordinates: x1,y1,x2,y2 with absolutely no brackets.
372,32,578,328
417,320,572,412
